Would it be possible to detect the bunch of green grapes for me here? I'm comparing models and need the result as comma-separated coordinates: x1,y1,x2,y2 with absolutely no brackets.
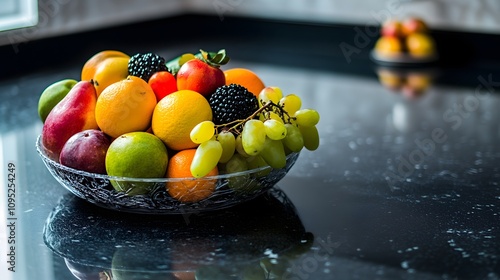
189,86,320,179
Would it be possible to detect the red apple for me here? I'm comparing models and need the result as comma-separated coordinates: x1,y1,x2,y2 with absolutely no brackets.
148,71,177,101
59,129,111,174
176,49,230,97
402,17,428,36
381,20,403,38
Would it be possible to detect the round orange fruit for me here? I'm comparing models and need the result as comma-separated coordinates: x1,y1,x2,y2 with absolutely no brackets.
152,90,212,151
95,76,157,138
93,56,130,97
224,68,265,97
81,50,129,82
166,149,217,203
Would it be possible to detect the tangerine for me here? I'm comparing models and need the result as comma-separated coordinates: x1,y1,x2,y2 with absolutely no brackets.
95,76,157,138
152,90,212,151
224,68,265,97
166,149,217,203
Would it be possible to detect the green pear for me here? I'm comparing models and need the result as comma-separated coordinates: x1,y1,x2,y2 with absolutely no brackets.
38,79,78,122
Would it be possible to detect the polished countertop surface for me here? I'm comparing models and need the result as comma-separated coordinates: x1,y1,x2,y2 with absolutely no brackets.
1,15,500,280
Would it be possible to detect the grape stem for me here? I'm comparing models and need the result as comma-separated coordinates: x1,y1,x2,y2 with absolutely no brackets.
215,102,294,135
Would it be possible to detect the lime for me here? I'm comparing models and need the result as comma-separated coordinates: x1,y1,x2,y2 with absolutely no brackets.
38,79,78,122
105,132,168,196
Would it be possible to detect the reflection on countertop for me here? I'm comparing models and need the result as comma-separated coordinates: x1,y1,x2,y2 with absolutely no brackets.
43,188,313,279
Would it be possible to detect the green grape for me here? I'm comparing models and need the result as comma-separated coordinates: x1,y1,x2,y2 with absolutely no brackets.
260,137,287,169
225,153,249,174
259,111,283,123
264,119,287,140
294,109,320,127
279,94,302,115
259,86,283,106
242,119,266,156
190,120,215,144
299,125,320,151
224,154,263,193
247,155,271,177
282,123,304,152
235,134,251,157
217,130,236,163
191,139,222,178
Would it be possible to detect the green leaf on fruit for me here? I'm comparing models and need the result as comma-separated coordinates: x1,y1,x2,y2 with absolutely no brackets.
199,49,230,67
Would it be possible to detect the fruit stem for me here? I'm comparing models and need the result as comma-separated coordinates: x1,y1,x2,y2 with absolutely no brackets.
214,102,294,135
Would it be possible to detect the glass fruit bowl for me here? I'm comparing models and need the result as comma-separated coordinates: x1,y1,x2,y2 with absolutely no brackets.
36,135,300,214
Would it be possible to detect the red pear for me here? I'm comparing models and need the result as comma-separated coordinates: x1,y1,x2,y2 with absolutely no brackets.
41,80,99,161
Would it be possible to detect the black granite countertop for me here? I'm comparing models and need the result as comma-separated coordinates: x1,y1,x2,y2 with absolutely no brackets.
1,14,499,280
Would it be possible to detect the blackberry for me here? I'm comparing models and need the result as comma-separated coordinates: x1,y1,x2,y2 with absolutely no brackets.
209,84,259,125
128,52,168,82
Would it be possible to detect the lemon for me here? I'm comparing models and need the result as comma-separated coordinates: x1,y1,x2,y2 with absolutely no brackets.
93,56,130,96
105,132,168,196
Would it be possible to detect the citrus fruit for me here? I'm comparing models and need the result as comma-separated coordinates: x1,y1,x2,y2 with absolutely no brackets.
374,36,402,57
95,76,157,139
152,90,212,151
105,132,168,195
166,149,217,203
81,50,129,81
224,68,265,97
93,56,130,96
38,79,77,123
406,33,436,57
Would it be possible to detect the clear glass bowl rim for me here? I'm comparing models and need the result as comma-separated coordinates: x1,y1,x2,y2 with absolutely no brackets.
36,134,298,183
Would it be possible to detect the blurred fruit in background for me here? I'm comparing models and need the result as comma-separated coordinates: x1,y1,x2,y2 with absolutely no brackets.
381,19,403,38
402,17,428,36
374,36,403,57
406,33,436,58
374,16,436,60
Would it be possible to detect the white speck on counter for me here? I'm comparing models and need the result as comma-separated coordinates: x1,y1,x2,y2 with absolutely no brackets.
401,260,409,269
348,141,357,150
264,248,278,259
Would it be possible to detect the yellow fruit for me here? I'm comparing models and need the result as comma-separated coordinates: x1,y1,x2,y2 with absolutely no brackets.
95,76,157,139
93,56,130,97
374,36,402,57
106,132,168,196
166,149,217,203
81,50,129,82
224,68,265,97
406,33,436,57
152,90,212,151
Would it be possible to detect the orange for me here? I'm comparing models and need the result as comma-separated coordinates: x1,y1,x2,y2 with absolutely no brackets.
152,90,212,151
81,50,129,81
95,76,157,138
224,68,265,97
93,56,130,96
166,149,217,203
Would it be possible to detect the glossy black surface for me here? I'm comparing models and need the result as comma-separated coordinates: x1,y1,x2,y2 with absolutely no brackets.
1,14,500,280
